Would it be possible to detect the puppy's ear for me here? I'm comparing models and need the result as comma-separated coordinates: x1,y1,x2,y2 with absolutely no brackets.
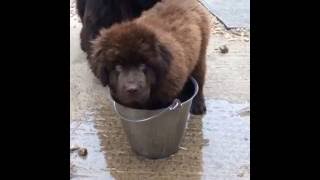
158,43,172,66
155,42,172,75
89,48,109,86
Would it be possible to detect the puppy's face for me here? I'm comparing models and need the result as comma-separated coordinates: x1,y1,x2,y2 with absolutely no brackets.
90,23,172,108
109,63,156,107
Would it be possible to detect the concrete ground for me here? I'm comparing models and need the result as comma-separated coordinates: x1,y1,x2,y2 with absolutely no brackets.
70,0,250,179
199,0,250,28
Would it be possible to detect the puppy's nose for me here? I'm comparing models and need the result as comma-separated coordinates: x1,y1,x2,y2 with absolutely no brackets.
126,85,138,94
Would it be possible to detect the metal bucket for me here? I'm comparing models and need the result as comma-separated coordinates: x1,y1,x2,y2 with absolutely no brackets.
112,77,198,159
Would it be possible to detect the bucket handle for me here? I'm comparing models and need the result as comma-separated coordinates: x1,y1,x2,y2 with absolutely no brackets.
168,99,181,111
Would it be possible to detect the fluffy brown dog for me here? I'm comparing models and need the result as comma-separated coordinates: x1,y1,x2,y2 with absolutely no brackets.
89,0,209,114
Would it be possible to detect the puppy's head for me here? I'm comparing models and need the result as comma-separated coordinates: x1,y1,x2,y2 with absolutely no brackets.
90,23,172,108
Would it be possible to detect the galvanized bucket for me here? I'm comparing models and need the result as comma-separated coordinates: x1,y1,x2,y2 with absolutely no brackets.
112,77,198,159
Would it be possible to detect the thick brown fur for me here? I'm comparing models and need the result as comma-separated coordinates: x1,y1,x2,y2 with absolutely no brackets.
90,0,210,114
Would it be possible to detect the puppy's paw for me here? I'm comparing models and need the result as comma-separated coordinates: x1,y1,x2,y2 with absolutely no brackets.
190,98,206,115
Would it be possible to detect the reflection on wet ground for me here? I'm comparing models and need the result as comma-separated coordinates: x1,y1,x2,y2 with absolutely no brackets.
70,0,250,179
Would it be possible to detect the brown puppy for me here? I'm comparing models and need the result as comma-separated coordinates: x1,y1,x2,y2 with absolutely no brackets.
89,0,209,114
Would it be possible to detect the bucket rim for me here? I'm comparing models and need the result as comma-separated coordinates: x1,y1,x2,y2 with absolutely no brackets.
112,77,199,122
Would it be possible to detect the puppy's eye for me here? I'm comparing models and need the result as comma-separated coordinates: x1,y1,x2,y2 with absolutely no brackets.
139,64,147,72
115,65,122,72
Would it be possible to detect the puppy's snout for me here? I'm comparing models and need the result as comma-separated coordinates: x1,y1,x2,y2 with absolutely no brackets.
125,84,139,94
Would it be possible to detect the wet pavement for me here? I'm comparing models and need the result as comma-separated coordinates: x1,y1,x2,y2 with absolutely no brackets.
70,0,250,179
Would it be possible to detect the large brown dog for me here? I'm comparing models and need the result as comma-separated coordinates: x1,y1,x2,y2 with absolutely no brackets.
89,0,209,114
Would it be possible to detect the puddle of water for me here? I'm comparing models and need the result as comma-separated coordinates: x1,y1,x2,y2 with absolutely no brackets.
200,100,250,179
70,116,112,179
